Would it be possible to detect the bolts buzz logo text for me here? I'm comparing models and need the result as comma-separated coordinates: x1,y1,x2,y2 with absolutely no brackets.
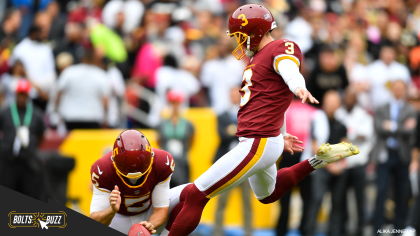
8,211,67,229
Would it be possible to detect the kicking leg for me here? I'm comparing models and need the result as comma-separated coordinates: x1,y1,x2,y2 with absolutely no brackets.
253,142,359,204
168,136,280,236
249,161,314,204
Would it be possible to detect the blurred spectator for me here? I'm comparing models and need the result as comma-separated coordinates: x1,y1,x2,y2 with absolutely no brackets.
0,8,22,76
276,97,317,236
305,90,347,236
403,192,420,236
156,55,200,108
0,0,6,22
55,50,110,130
307,46,349,106
66,0,103,24
103,59,125,128
0,60,27,108
158,90,194,188
367,43,411,110
10,0,53,40
213,86,252,236
45,1,67,43
344,46,372,112
53,22,86,64
55,52,74,74
102,0,145,36
46,52,74,130
282,8,313,54
34,11,51,42
9,24,55,110
149,54,200,127
200,38,244,115
0,79,45,200
404,112,420,236
372,80,416,233
334,86,374,236
0,8,21,47
0,43,10,77
192,10,219,52
131,42,162,89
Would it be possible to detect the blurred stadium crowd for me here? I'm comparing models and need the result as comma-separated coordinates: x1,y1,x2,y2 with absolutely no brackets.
1,0,420,236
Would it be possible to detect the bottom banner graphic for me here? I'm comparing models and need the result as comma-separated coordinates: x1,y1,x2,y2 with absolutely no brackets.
0,185,124,236
9,211,67,229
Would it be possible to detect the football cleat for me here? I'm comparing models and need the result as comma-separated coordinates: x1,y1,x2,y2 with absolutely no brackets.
308,142,360,169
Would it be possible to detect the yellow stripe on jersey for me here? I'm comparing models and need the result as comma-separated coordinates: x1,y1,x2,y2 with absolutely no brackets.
159,174,172,184
206,138,268,198
275,55,300,73
95,186,111,193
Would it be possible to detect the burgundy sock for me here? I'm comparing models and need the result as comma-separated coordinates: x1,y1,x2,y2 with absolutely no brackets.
260,159,314,204
167,184,210,236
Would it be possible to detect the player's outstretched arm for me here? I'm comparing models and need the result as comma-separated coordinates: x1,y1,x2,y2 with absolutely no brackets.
89,185,121,226
275,56,319,104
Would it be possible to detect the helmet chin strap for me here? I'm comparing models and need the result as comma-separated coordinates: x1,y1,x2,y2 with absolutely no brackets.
245,36,254,58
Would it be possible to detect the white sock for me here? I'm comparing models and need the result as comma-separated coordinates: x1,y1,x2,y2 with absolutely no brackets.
308,156,326,169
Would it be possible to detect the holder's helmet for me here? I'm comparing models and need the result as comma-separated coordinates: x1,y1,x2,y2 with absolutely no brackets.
112,130,153,179
227,4,277,60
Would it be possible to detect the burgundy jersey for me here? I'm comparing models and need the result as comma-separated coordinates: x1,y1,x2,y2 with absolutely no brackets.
236,39,303,138
90,148,175,216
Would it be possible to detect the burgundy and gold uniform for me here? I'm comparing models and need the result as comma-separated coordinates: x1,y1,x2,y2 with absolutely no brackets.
90,148,175,216
166,5,318,236
236,39,303,138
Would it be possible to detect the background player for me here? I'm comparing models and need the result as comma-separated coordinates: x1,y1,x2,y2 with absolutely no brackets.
89,129,176,234
166,4,360,236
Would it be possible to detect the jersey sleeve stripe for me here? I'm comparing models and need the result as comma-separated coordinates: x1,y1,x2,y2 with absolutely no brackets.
95,186,112,193
273,54,300,74
158,174,172,184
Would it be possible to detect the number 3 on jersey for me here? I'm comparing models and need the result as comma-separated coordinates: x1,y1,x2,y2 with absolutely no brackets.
285,42,294,54
240,69,253,106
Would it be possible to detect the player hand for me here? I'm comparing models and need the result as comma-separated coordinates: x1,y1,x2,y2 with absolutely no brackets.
139,221,157,234
109,185,121,213
283,133,304,155
295,88,319,104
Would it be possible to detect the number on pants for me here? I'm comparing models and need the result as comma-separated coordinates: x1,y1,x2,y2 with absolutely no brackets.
124,194,151,213
240,69,253,106
285,42,294,54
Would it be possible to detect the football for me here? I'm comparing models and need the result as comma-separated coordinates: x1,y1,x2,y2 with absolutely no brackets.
128,223,151,236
